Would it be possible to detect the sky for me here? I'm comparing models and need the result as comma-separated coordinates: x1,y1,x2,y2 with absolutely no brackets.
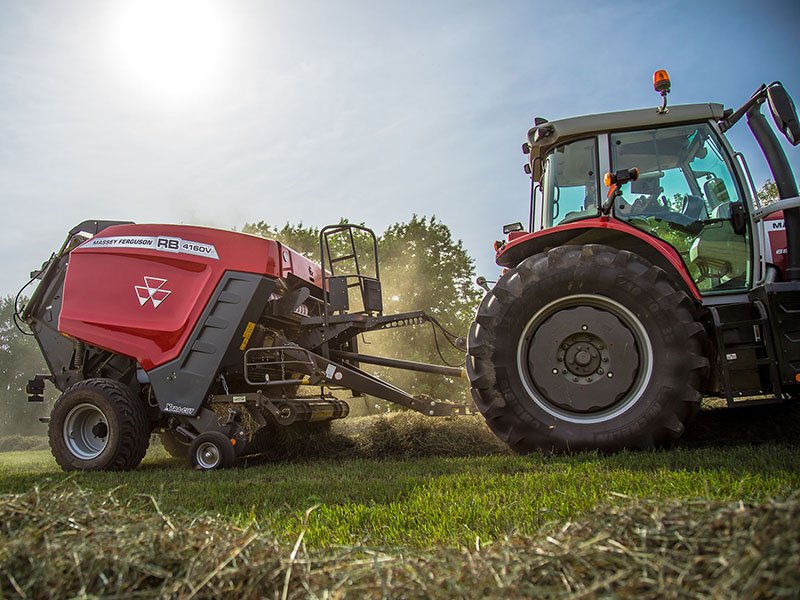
1,0,799,296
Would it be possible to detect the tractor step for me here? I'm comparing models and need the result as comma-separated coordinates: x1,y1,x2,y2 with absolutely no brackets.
709,300,781,406
750,282,800,391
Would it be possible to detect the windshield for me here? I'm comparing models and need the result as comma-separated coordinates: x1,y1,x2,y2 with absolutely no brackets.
541,137,599,227
611,123,750,292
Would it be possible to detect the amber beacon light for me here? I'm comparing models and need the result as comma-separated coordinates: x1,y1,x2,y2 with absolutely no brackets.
653,69,671,113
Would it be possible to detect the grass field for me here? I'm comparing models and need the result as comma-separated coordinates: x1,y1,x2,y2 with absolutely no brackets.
1,404,799,598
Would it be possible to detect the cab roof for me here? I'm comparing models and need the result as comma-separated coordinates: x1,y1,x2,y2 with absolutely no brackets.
528,103,726,152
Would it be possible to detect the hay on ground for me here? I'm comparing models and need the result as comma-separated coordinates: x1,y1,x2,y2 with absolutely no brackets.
0,485,797,599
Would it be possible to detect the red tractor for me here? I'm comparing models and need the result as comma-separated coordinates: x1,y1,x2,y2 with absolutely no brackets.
467,72,800,452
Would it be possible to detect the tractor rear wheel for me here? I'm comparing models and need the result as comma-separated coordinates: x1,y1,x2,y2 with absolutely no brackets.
467,245,709,452
49,378,150,471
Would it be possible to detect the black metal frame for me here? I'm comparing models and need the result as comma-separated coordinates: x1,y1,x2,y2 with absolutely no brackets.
319,224,383,326
243,344,466,417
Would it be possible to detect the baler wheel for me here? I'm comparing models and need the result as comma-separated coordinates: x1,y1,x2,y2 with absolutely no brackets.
189,431,236,470
49,378,150,471
467,244,709,452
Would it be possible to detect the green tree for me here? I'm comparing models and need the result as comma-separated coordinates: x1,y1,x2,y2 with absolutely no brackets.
757,179,779,206
243,221,321,258
368,216,480,402
0,296,49,435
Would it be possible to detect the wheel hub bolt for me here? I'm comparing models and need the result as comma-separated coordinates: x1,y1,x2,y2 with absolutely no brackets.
581,324,588,331
607,372,614,378
552,368,558,374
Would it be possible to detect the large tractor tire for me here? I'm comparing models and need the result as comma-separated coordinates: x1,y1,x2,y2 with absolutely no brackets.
49,378,151,471
467,245,709,452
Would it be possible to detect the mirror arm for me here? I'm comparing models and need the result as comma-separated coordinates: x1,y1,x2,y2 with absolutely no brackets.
719,84,767,133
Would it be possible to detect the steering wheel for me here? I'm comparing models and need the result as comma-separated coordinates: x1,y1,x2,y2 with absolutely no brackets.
630,193,671,217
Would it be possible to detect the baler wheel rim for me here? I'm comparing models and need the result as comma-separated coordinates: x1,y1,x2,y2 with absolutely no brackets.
195,441,222,469
62,403,109,460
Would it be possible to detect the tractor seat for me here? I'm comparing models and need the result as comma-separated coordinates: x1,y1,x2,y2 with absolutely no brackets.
681,194,708,222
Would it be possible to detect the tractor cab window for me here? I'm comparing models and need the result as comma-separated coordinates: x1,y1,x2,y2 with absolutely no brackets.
610,123,751,293
541,138,599,227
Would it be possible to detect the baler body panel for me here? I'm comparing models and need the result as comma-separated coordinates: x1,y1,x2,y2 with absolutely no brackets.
59,224,319,370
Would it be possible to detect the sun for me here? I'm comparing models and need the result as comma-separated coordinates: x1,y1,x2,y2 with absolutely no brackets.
107,0,231,106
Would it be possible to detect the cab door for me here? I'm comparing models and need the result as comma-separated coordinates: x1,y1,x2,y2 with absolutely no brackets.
609,122,751,293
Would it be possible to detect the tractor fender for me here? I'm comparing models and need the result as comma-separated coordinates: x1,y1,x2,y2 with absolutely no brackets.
495,218,701,301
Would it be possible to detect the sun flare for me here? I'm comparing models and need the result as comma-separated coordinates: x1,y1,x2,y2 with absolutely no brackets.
107,0,231,106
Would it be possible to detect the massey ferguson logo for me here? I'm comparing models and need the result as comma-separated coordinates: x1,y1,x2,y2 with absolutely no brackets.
135,277,172,308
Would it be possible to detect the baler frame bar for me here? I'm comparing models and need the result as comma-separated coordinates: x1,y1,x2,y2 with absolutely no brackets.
244,344,467,416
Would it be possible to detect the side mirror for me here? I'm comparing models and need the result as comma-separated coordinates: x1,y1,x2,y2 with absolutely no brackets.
729,202,747,235
767,83,800,146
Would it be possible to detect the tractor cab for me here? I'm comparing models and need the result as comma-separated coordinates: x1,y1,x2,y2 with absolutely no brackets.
524,103,754,295
515,73,799,299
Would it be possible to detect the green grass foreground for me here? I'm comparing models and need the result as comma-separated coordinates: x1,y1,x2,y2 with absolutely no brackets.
1,406,799,598
1,444,797,548
1,408,799,548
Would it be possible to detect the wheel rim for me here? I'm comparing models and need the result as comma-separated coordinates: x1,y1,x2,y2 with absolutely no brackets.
63,403,109,460
516,294,653,424
195,441,221,469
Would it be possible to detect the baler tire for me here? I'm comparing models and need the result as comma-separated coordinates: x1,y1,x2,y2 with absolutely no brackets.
467,244,709,452
159,431,191,459
189,431,235,470
49,378,151,471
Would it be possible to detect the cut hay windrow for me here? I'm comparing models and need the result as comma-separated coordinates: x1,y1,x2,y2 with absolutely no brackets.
262,412,512,461
1,484,797,599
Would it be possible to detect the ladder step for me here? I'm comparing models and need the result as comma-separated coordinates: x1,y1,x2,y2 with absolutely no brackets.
722,356,774,367
330,254,356,263
718,318,766,329
723,342,765,350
